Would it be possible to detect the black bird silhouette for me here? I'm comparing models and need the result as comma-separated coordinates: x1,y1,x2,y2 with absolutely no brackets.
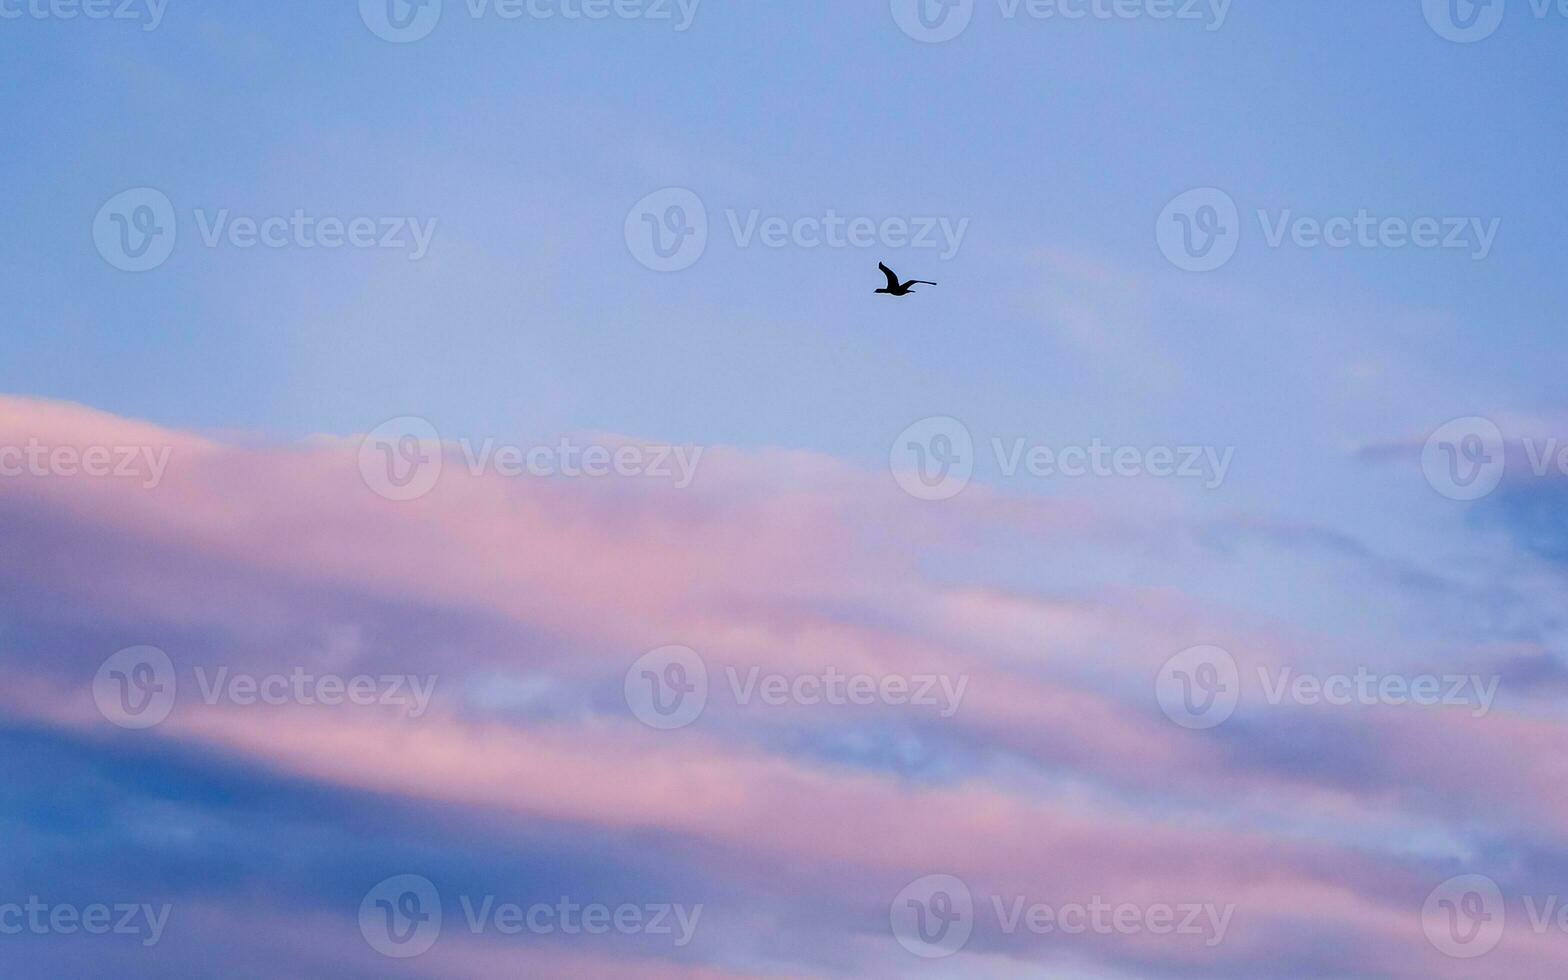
876,262,937,296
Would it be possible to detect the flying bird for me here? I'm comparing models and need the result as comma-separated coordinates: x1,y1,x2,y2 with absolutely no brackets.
875,262,937,296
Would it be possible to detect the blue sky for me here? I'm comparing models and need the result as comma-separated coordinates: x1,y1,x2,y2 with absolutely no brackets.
9,0,1562,600
7,2,1564,455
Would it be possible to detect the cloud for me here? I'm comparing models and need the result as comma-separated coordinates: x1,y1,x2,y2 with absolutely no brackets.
5,396,1568,977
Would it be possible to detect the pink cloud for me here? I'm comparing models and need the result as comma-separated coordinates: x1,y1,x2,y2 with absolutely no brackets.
6,396,1568,977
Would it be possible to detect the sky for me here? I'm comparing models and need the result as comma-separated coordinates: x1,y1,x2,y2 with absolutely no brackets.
2,1,1568,977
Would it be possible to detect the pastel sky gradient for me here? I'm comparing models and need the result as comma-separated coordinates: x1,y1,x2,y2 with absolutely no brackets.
4,2,1568,977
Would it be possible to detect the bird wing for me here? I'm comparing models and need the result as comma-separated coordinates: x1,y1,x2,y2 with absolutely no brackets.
878,262,900,289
